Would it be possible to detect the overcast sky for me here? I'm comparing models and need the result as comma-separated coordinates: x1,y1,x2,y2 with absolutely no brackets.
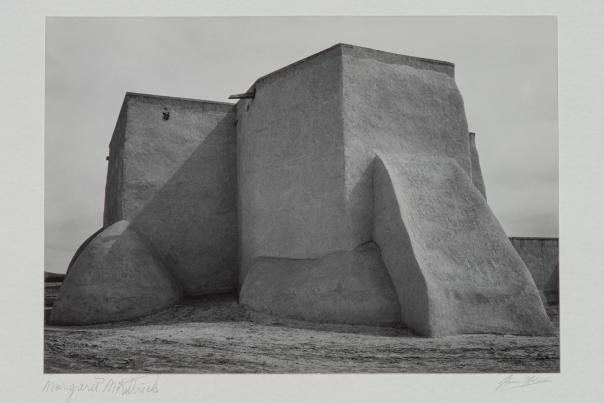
45,17,558,274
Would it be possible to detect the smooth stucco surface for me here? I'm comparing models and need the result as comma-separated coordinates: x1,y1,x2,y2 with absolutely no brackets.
469,132,487,198
373,154,553,336
240,242,401,326
106,94,238,295
510,237,559,303
236,45,346,284
54,93,239,324
50,220,183,325
236,44,553,334
342,45,471,247
236,43,469,300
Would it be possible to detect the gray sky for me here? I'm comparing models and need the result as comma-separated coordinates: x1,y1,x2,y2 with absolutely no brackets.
45,17,558,274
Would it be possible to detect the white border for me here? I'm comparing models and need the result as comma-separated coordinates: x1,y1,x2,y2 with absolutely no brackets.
2,1,603,402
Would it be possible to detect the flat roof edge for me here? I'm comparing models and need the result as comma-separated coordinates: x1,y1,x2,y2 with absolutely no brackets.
250,43,455,89
252,43,344,87
125,92,235,109
343,43,454,68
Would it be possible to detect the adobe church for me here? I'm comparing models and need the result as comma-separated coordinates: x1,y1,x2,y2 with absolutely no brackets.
50,44,553,337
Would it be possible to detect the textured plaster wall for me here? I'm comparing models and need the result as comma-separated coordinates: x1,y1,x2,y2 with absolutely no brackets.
51,220,183,325
237,45,406,324
341,45,471,246
53,93,239,323
236,45,347,283
104,93,238,296
510,237,559,303
237,45,552,334
373,154,553,336
240,242,401,326
469,132,486,198
103,98,128,225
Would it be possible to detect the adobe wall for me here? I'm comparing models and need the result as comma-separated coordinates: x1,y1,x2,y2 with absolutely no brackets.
510,237,559,303
374,154,552,336
469,132,486,198
54,44,555,334
236,44,551,335
236,43,472,273
104,98,128,224
236,45,347,281
341,45,471,246
236,45,403,324
240,242,401,326
105,93,238,296
51,220,183,325
53,93,239,324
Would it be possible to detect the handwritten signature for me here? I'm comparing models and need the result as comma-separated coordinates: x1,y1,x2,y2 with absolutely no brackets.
42,374,159,402
496,374,550,391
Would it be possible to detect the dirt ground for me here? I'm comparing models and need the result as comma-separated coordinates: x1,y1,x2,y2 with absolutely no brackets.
44,294,559,373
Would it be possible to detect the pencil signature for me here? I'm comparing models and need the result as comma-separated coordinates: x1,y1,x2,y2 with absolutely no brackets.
496,374,551,391
42,374,159,402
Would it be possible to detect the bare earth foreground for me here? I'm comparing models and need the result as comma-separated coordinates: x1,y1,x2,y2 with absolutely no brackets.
44,295,559,373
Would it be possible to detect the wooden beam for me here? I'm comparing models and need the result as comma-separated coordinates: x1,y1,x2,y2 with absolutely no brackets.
228,89,255,99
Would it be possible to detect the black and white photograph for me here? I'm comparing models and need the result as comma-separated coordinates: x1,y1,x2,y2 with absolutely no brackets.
3,1,604,402
44,16,559,373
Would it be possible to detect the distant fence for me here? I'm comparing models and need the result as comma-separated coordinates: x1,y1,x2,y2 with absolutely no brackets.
509,237,559,304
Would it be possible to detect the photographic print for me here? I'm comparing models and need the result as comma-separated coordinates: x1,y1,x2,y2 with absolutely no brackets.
44,16,559,374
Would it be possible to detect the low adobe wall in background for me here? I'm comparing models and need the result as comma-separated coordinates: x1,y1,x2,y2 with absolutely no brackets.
510,237,559,304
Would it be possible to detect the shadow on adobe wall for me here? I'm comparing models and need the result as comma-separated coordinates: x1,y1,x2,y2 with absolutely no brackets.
126,113,239,296
51,114,238,325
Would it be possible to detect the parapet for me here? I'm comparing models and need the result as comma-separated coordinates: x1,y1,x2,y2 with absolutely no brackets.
251,43,455,91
